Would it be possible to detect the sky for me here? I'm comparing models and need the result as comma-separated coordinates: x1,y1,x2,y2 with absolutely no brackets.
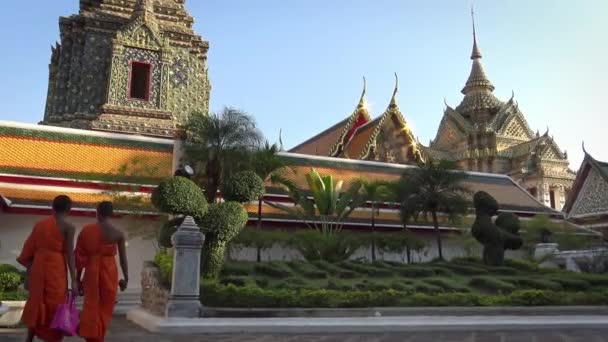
0,0,606,168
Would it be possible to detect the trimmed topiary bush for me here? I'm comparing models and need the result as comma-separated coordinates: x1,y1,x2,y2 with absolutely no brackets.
221,171,265,203
469,276,517,293
471,191,524,266
200,202,249,279
152,176,208,219
0,272,22,292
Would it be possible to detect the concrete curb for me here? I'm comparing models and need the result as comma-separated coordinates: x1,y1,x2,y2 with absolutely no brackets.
202,305,608,318
127,307,608,334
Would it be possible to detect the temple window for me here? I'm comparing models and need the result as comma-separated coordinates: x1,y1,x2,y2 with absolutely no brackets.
549,189,556,209
129,62,151,101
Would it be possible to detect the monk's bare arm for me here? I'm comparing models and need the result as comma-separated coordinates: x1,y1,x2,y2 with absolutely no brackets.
64,224,78,291
117,232,129,285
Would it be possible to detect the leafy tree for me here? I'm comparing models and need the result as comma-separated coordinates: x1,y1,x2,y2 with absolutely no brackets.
184,107,263,203
355,179,391,261
400,160,470,260
250,141,292,261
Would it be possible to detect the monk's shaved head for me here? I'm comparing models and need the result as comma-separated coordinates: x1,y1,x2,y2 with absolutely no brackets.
97,201,114,218
52,195,72,213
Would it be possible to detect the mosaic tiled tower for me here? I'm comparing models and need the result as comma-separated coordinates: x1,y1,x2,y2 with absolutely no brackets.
41,0,211,138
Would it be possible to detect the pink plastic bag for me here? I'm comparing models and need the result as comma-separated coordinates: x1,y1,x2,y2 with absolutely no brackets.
50,293,79,336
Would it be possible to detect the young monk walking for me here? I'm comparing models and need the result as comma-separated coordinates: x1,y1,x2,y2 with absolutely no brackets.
17,195,78,342
75,201,128,342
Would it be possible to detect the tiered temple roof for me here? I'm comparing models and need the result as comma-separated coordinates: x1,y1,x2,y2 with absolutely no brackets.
563,147,608,234
291,75,422,165
0,121,172,214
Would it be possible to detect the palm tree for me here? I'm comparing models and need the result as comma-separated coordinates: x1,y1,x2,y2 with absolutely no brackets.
184,107,263,203
400,160,470,260
385,179,423,263
356,179,390,261
251,141,290,262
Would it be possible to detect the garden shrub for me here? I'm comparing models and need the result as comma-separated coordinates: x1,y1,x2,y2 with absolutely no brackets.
471,192,523,266
438,263,487,275
413,282,442,293
511,278,563,291
200,283,608,308
0,264,21,275
0,272,22,292
254,262,292,278
339,261,370,274
508,290,556,306
221,171,265,203
153,251,173,287
286,261,327,278
302,270,329,279
221,261,252,277
255,278,269,288
503,259,540,272
219,276,250,287
151,176,207,219
0,290,27,301
200,202,249,279
312,260,342,275
428,266,455,277
289,231,363,263
487,266,519,275
158,217,182,249
549,278,591,291
424,278,470,293
390,282,415,292
469,276,517,293
337,270,358,279
398,266,435,278
575,274,608,286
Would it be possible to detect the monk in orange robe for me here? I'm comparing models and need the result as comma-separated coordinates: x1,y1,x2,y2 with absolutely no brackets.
75,201,129,342
17,195,78,342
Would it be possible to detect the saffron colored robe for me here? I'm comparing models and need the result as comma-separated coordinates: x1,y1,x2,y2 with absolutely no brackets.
17,216,68,342
75,224,118,342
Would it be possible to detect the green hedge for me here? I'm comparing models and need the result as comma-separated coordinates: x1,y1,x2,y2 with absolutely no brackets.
469,276,517,293
0,290,27,301
200,283,608,308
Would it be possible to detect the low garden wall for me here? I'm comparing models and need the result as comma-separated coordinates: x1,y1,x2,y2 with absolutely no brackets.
141,261,170,316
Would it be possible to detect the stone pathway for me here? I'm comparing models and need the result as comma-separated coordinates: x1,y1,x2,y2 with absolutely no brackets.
3,318,608,341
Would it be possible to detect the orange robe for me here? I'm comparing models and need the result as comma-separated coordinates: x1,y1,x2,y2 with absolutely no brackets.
75,224,118,342
17,216,67,342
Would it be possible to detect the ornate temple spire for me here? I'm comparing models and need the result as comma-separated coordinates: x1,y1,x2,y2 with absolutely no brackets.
131,0,157,23
357,77,367,108
461,7,495,95
389,73,399,107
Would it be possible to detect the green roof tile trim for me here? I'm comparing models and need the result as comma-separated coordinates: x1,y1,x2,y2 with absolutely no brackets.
0,167,163,185
279,153,513,186
0,125,173,152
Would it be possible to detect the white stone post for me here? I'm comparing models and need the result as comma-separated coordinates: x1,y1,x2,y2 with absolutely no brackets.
165,216,205,318
534,243,559,261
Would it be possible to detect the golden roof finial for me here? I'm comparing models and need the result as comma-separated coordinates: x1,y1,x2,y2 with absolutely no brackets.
390,73,399,107
471,5,482,60
357,76,367,108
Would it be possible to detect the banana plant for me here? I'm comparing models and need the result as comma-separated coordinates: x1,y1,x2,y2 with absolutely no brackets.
269,168,363,235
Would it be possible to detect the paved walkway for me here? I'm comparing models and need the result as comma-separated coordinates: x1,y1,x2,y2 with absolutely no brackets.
3,318,608,341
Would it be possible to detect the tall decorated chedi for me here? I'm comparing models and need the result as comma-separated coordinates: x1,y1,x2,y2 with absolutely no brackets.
41,0,211,137
423,10,575,210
